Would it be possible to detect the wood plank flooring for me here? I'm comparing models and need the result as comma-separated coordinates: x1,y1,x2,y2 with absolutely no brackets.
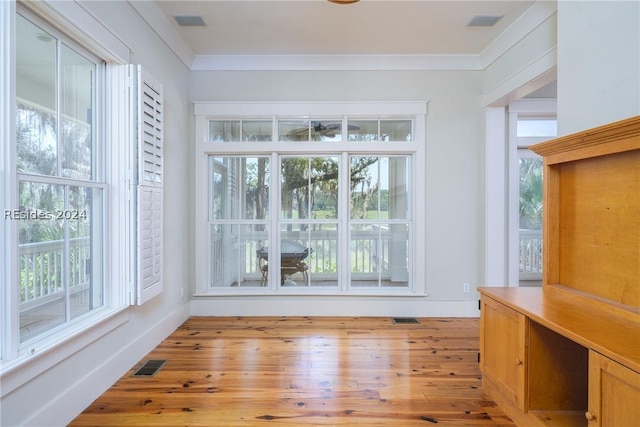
69,317,516,426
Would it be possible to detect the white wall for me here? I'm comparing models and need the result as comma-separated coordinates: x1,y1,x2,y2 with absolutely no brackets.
1,1,191,426
557,0,640,135
189,70,484,316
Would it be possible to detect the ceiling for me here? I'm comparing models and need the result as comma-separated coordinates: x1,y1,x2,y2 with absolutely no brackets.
154,0,537,57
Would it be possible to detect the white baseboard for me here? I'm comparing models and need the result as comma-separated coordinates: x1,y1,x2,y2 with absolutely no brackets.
191,298,480,318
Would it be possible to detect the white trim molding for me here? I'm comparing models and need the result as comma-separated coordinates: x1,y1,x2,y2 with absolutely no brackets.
485,107,508,286
191,298,480,318
191,54,483,71
0,0,18,363
194,100,429,117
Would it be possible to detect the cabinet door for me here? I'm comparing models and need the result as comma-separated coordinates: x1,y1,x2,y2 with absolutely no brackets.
480,296,527,410
587,351,640,426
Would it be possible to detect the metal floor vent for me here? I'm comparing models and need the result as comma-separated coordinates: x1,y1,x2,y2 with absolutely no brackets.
132,359,167,377
392,317,419,324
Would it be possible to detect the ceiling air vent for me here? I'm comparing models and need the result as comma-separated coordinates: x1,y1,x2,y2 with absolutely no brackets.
173,15,206,27
393,317,419,324
467,15,503,27
132,359,167,377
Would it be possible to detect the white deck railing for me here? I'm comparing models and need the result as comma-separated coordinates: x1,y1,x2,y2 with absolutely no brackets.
519,229,543,279
210,228,543,286
210,228,392,286
19,237,90,309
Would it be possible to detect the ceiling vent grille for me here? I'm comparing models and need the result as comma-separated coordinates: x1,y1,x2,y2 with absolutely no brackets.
132,359,167,377
173,15,206,27
467,15,503,27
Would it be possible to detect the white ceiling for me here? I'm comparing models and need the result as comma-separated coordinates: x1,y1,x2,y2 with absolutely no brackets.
154,0,537,57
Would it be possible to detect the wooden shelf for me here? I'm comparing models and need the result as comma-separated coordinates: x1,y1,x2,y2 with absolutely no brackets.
530,410,586,427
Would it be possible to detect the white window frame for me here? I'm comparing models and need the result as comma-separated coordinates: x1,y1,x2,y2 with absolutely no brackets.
193,102,427,297
0,0,133,396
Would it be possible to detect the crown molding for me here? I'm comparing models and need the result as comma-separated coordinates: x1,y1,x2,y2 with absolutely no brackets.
191,54,483,71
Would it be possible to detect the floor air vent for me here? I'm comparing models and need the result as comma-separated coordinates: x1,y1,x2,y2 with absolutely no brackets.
132,359,167,377
392,317,419,324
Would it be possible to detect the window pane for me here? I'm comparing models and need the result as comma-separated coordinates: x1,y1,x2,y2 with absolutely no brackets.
350,224,382,279
209,120,240,142
281,157,308,219
210,223,268,288
380,120,412,141
517,119,557,137
281,156,339,220
279,120,308,141
519,157,543,281
68,186,104,320
350,223,409,288
247,157,270,220
348,120,412,142
279,120,342,142
209,156,270,220
348,120,378,141
61,44,95,180
242,121,272,141
280,224,338,287
16,15,57,176
18,182,104,342
350,156,410,220
310,121,341,142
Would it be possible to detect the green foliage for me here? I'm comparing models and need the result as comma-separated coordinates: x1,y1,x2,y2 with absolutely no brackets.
519,158,543,229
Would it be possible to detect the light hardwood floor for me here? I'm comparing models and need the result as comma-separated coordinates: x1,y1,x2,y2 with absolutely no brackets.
70,317,516,426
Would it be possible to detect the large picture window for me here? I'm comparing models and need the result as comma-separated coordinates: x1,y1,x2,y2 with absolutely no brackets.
195,103,426,295
15,13,106,343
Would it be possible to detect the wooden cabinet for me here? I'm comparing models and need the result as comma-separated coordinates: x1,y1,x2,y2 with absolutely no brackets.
480,116,640,427
480,296,527,410
588,351,640,426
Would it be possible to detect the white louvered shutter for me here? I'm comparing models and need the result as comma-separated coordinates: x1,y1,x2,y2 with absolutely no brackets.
136,65,163,305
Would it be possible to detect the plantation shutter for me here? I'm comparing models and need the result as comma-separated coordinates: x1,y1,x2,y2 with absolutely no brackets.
136,65,163,305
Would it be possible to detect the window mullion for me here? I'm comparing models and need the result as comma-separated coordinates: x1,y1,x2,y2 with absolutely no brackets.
55,39,62,177
340,152,349,291
63,185,71,322
270,152,279,290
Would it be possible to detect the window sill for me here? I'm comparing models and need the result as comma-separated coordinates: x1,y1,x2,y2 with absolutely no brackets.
0,306,129,398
